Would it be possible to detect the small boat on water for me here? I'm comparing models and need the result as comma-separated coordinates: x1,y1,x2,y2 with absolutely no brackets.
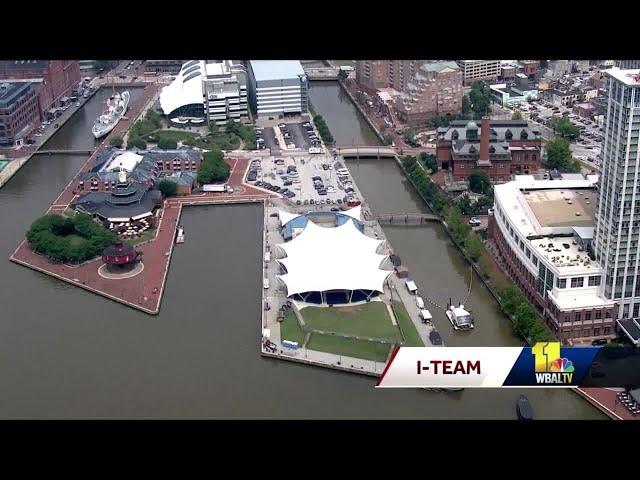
516,395,534,420
176,226,185,244
446,300,475,330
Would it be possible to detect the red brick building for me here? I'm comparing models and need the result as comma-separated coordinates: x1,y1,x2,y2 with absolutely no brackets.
436,118,542,182
0,60,81,120
394,61,463,126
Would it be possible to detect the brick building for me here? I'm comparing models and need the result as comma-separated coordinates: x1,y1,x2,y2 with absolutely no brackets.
355,60,421,93
394,61,463,125
519,60,539,78
455,60,500,86
436,118,542,182
489,175,617,342
0,82,40,146
0,60,81,120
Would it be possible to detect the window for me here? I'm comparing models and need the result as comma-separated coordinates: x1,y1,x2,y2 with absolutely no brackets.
594,328,600,336
571,277,584,288
585,311,592,321
557,278,567,289
595,310,602,319
588,275,601,287
564,315,570,323
604,327,611,335
575,312,581,321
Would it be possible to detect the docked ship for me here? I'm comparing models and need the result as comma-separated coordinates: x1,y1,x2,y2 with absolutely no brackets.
92,90,130,139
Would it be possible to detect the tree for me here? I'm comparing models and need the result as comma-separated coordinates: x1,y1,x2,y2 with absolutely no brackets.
514,303,537,338
499,284,526,316
109,136,124,148
197,149,230,184
464,232,484,261
127,137,146,150
512,110,523,120
468,170,492,195
461,95,472,116
157,179,178,197
444,207,471,244
545,138,581,172
469,82,492,118
549,116,580,140
419,152,438,173
157,138,178,150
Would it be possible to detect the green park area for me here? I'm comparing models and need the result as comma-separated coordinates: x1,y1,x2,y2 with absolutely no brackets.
279,300,423,363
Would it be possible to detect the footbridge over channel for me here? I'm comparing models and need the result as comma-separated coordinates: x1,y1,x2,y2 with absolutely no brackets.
373,213,440,225
337,146,397,159
303,66,340,80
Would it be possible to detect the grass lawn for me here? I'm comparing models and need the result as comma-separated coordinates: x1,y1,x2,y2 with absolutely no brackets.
300,302,402,342
280,311,306,345
65,234,88,246
392,301,424,347
307,333,391,363
146,130,201,144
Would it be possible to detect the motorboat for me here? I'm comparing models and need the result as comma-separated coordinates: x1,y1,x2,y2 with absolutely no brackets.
176,226,185,244
446,302,474,330
516,395,534,420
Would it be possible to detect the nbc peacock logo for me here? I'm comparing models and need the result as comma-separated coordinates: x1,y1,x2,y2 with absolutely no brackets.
532,342,575,384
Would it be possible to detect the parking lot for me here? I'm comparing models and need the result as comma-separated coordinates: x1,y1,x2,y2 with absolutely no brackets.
254,121,323,153
245,154,362,207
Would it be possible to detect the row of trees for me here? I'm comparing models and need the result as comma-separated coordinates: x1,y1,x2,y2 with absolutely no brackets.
197,149,230,184
418,152,438,173
545,137,581,172
402,156,448,214
157,179,178,197
549,116,580,140
498,285,555,343
26,213,116,263
443,207,483,261
127,110,164,150
313,114,334,145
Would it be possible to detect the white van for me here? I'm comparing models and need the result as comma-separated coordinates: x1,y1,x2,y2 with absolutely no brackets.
415,296,425,309
405,280,418,294
419,309,433,322
263,278,270,289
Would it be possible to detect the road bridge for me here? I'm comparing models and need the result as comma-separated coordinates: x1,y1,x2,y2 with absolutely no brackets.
303,67,340,80
374,213,440,225
337,146,397,158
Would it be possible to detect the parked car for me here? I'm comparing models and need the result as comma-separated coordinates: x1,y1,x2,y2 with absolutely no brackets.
469,217,481,226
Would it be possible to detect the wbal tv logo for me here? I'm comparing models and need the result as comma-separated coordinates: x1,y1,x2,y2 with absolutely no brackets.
532,342,575,384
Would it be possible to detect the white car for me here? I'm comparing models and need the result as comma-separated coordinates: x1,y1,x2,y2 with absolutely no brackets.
468,217,481,226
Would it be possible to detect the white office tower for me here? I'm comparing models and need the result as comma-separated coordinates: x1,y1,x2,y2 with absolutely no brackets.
594,67,640,344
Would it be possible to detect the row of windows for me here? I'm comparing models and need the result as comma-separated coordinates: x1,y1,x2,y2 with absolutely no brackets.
556,276,601,289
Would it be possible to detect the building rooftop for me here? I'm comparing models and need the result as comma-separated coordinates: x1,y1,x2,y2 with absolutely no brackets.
523,189,596,228
605,67,640,86
249,60,305,82
0,82,32,107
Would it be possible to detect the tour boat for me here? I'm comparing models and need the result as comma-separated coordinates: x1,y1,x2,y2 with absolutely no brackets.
176,226,185,244
445,302,474,330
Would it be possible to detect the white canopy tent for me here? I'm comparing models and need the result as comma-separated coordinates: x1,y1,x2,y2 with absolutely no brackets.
340,205,362,221
276,220,391,299
159,60,205,116
278,210,302,226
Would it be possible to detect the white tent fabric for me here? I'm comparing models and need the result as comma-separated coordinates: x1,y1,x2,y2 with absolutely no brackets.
278,210,302,226
340,205,362,221
159,61,205,115
101,151,144,172
276,220,391,296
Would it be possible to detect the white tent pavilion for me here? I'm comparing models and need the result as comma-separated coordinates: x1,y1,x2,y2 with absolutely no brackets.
276,220,391,304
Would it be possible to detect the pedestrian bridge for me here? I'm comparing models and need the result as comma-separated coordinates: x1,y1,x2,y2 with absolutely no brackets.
32,149,96,156
303,67,340,80
337,146,397,158
374,213,440,225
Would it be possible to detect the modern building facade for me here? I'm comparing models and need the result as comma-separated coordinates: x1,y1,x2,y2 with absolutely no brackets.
455,60,501,86
0,60,81,120
594,68,640,344
490,175,617,342
489,83,539,106
0,82,40,146
436,118,542,182
394,61,463,125
616,60,640,70
247,60,308,118
203,60,248,125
